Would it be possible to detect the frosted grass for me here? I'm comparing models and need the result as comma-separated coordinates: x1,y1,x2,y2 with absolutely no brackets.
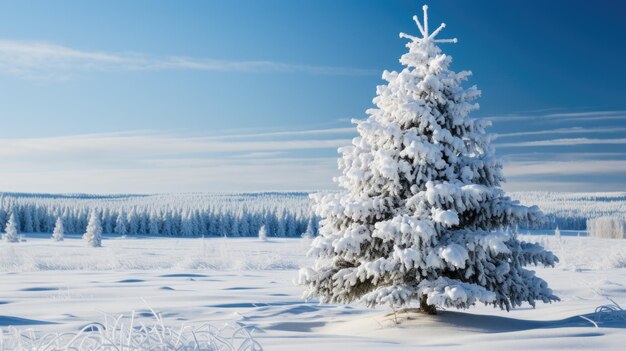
0,311,262,351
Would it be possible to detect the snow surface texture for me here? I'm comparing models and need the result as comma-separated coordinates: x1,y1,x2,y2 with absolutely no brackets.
0,235,625,350
300,5,557,311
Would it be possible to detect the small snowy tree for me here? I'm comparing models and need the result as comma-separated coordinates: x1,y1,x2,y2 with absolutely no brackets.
258,225,267,241
554,226,561,240
299,5,558,314
302,219,315,239
2,213,19,243
83,210,103,247
51,217,65,241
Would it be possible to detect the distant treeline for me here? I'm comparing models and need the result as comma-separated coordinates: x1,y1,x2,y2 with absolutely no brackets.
510,192,626,230
1,191,624,235
0,193,319,237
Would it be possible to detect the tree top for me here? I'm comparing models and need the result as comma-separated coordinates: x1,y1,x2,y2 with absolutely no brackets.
400,4,458,44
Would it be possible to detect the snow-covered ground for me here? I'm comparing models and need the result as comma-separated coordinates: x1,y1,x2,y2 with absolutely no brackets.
1,234,625,350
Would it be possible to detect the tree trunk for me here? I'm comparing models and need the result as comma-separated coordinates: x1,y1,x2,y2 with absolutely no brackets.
420,295,437,315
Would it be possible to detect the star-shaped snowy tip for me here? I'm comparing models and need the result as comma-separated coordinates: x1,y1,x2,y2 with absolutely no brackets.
399,5,458,44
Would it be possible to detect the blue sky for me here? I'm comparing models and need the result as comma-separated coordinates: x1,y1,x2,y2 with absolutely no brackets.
0,0,623,193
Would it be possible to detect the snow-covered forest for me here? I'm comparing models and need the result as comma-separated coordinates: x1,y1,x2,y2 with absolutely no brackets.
510,192,626,230
0,192,318,237
0,191,624,237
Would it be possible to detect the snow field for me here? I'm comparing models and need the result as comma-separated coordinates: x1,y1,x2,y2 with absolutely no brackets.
0,235,309,272
0,235,624,350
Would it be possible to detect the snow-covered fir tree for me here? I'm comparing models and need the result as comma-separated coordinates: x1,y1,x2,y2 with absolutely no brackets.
127,208,139,235
114,210,127,236
230,213,240,237
3,213,19,243
299,4,558,314
102,208,114,234
240,209,251,236
22,207,34,233
148,210,160,234
258,225,267,241
83,210,103,247
51,217,64,241
180,210,193,236
277,209,287,237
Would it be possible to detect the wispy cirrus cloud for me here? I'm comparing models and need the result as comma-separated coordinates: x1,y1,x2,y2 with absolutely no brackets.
503,160,626,177
486,110,626,122
496,137,626,148
0,130,352,161
501,159,626,192
497,126,626,138
0,40,378,80
0,157,340,194
0,128,347,193
205,127,356,140
544,111,626,118
492,108,626,191
1,109,625,193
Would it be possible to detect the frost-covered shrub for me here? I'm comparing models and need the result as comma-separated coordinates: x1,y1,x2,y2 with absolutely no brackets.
299,5,558,313
0,312,263,351
587,217,626,239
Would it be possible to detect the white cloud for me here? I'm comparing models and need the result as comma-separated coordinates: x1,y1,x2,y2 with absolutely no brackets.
0,158,340,194
544,111,626,118
0,129,347,193
0,40,377,79
486,110,626,122
496,137,626,148
1,115,624,193
502,160,626,192
0,131,351,162
503,160,626,177
206,127,356,140
497,126,626,139
502,181,624,192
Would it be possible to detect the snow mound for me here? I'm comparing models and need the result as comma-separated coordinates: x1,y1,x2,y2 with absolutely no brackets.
0,311,263,351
